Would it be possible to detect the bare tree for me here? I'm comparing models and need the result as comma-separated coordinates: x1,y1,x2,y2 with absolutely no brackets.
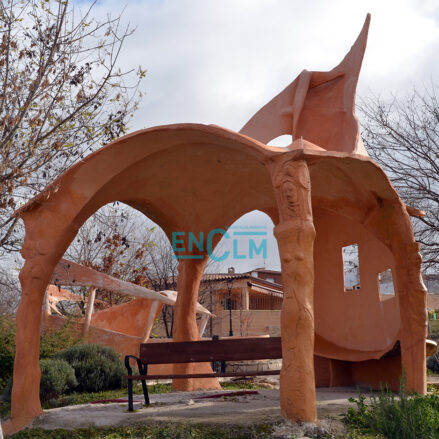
65,207,177,335
0,265,20,314
142,231,178,338
64,204,155,309
0,0,144,255
359,85,439,271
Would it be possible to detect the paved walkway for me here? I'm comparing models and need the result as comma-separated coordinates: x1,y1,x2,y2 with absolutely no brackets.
32,387,360,431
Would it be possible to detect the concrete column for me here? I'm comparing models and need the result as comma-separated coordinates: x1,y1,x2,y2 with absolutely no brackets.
198,314,209,337
83,287,96,337
243,284,250,310
5,253,52,435
40,289,51,334
141,300,161,343
173,257,221,391
270,158,317,422
384,202,428,394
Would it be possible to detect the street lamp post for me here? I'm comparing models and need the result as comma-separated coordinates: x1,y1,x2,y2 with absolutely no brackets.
227,277,234,337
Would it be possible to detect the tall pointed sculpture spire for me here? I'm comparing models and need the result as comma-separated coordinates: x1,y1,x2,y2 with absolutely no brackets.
240,14,370,155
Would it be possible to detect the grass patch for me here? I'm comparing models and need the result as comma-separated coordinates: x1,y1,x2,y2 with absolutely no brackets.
1,383,172,417
9,423,275,438
427,383,439,393
0,399,10,417
42,383,172,409
345,430,384,439
147,382,172,394
42,389,128,409
345,380,439,439
220,381,268,391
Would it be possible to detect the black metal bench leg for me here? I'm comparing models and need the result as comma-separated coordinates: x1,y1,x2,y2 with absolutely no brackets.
125,355,137,412
137,358,150,405
127,378,134,411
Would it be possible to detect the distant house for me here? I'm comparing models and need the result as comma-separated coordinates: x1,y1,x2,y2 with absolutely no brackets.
198,267,283,338
202,269,439,338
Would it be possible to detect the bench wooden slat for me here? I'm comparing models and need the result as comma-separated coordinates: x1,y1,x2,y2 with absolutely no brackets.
140,337,282,364
127,370,281,380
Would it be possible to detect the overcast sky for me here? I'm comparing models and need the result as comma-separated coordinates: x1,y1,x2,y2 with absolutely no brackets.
79,0,439,272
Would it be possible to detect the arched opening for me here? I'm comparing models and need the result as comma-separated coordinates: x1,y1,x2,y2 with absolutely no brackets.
44,202,183,343
9,125,279,420
199,210,282,338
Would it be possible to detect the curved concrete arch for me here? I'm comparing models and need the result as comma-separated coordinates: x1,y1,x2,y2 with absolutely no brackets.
7,124,427,434
9,124,282,433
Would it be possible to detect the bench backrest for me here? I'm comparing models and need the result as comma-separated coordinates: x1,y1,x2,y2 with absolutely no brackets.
140,337,282,364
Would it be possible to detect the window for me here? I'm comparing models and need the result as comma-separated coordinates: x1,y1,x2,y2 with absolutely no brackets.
343,244,360,291
378,269,395,296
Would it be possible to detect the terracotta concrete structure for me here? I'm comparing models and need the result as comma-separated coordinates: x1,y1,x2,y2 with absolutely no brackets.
43,259,217,387
4,14,429,434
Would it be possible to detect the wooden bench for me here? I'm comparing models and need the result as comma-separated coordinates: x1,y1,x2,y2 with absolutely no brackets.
124,337,282,411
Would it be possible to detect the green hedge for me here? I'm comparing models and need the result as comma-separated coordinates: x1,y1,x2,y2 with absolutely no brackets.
3,358,77,402
55,344,125,392
39,321,81,359
0,316,80,392
39,358,78,401
0,315,16,390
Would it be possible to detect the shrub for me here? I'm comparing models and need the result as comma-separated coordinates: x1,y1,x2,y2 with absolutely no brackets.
427,355,439,373
3,358,77,402
40,320,81,359
0,316,80,392
39,358,78,401
0,315,16,390
55,344,125,392
345,377,439,438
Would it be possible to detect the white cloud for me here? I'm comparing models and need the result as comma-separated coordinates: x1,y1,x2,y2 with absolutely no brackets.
78,0,439,271
84,0,439,131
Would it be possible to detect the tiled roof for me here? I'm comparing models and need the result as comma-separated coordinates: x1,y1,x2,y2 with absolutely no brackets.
201,272,250,282
251,268,283,274
201,271,283,294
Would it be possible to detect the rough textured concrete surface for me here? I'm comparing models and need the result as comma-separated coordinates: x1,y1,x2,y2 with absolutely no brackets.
30,388,358,431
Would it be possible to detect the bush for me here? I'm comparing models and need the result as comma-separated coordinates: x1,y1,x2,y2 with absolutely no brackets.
0,316,80,392
427,355,439,373
40,320,81,359
39,358,78,401
55,344,125,392
3,358,77,402
345,377,439,438
0,315,16,390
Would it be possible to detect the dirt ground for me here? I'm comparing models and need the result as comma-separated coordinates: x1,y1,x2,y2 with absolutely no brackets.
31,387,360,431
